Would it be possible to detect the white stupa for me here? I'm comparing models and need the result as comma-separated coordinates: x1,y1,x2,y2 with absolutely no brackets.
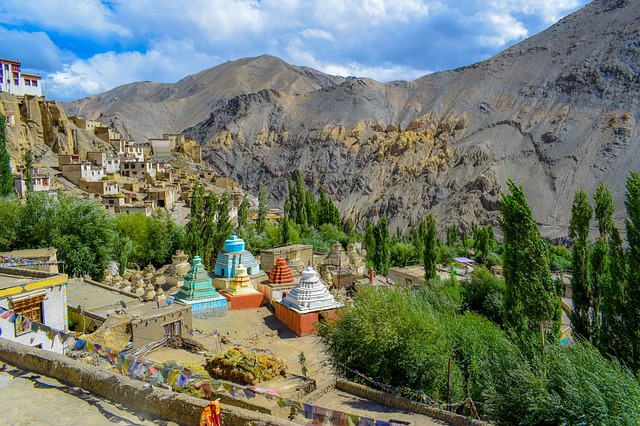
280,266,343,313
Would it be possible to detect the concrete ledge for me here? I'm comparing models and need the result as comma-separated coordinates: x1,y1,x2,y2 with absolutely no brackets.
0,338,296,426
336,379,489,426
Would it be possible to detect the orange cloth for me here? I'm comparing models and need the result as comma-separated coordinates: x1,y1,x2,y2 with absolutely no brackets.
199,400,221,426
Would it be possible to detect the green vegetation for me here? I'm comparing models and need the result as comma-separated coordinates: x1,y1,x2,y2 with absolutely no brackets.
499,179,561,348
0,114,12,197
318,283,640,424
569,188,593,341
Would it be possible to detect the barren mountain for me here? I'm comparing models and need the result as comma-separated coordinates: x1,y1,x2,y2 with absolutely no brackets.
64,0,640,236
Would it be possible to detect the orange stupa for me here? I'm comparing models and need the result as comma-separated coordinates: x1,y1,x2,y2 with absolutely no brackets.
269,258,294,284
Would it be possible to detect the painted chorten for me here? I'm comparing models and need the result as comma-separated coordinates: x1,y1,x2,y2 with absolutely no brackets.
173,255,227,318
275,266,343,336
214,235,260,278
221,263,264,310
269,258,295,284
280,266,343,313
258,257,297,304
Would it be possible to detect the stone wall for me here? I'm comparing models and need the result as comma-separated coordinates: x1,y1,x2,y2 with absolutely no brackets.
0,338,296,426
335,379,489,426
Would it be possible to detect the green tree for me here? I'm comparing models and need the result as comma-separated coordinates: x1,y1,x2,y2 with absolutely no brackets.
237,192,250,229
214,192,233,255
424,214,438,281
279,215,291,245
201,192,219,270
591,183,615,347
363,218,376,264
256,185,269,233
600,226,629,362
625,171,640,372
23,149,34,195
446,225,459,247
185,181,205,259
499,179,559,352
373,216,390,275
569,188,593,341
0,114,13,197
0,196,21,250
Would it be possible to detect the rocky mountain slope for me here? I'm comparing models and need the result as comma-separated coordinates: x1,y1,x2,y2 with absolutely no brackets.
64,0,640,236
0,93,113,169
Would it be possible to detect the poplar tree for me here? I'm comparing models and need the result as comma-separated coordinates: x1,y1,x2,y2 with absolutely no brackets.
185,181,205,259
24,149,34,195
202,192,219,270
424,214,438,281
364,218,376,264
279,215,291,245
0,114,13,197
214,192,233,255
591,183,614,346
569,188,593,341
256,185,268,233
625,171,640,372
237,192,249,229
446,225,459,247
373,216,390,275
499,180,559,352
600,226,629,362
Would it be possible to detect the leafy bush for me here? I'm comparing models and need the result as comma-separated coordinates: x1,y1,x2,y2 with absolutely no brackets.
462,266,505,324
318,284,640,425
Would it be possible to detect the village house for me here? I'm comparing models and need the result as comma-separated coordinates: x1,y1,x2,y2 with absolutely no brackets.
66,278,192,350
87,151,120,174
121,160,160,180
0,58,42,97
0,267,68,353
79,179,119,196
0,247,60,273
13,172,54,198
111,139,145,161
146,184,177,209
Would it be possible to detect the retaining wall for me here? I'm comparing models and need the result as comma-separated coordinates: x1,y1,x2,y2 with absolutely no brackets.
0,338,296,426
336,379,489,426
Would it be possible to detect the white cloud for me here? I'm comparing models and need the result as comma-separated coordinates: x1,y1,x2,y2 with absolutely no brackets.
475,12,529,47
0,0,131,37
0,27,67,71
46,39,221,100
301,28,335,41
3,0,589,100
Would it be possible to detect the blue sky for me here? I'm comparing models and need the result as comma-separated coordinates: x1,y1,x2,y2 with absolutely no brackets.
0,0,589,101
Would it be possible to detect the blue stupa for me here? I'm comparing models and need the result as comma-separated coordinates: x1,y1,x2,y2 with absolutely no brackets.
173,255,227,318
214,235,260,278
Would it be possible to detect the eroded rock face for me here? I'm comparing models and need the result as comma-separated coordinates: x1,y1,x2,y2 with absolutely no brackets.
1,93,114,168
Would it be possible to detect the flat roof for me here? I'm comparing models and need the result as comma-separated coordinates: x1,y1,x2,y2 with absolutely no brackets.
0,272,34,291
0,247,56,259
119,300,190,321
66,279,139,312
0,268,67,296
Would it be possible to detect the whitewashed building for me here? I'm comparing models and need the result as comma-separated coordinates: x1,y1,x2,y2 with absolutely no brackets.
0,267,68,354
0,58,42,97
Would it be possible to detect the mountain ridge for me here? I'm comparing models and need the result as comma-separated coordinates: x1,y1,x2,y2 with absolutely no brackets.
63,0,640,236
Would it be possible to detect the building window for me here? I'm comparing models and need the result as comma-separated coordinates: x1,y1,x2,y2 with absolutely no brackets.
25,79,30,86
163,320,181,336
12,294,45,336
32,80,38,87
